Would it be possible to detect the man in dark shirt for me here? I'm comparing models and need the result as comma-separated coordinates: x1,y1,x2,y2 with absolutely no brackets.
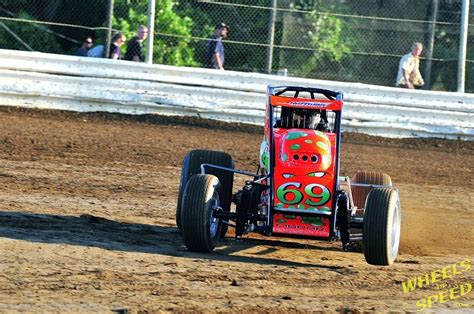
125,25,148,62
109,32,126,60
74,36,93,57
205,23,229,70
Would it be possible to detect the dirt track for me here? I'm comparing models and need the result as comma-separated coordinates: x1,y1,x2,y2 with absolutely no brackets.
0,106,473,313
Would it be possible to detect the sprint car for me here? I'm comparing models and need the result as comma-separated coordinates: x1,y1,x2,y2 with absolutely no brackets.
176,86,401,266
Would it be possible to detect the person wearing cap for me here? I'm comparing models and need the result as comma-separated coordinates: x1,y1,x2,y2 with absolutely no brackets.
205,23,229,70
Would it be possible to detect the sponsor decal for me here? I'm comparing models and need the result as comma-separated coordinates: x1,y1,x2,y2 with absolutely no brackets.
289,101,330,108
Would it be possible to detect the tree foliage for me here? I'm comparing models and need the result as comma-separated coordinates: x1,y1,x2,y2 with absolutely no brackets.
177,1,272,72
276,1,351,78
0,0,471,91
113,0,197,66
0,11,62,53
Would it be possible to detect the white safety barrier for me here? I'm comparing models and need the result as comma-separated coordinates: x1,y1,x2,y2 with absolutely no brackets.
0,49,473,140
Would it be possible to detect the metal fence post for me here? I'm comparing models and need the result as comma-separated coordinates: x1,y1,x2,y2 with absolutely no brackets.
266,0,277,74
104,0,114,59
424,0,439,90
457,0,470,93
146,0,156,64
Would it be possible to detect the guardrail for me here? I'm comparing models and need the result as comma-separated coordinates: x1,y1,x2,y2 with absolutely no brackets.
0,49,473,140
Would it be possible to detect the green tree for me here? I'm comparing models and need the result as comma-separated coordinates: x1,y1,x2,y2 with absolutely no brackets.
1,0,107,53
279,1,350,78
0,11,62,53
176,0,273,72
178,0,350,74
113,0,197,66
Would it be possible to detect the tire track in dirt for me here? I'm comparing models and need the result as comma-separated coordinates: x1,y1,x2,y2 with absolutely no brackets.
0,106,473,312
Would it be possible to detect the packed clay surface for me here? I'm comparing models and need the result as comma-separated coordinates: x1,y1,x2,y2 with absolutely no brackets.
0,107,473,312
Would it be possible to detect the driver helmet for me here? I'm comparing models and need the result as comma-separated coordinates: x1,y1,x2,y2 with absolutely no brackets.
288,108,321,129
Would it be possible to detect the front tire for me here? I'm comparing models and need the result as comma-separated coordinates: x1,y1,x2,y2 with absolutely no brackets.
181,174,222,253
363,187,401,266
176,150,234,232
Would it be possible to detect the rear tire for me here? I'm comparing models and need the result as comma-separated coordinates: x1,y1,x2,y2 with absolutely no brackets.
176,150,234,234
363,187,401,266
351,171,392,209
181,174,222,253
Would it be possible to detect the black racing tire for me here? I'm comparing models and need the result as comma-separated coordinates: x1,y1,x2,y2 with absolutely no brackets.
363,187,401,266
176,150,234,234
351,171,392,209
181,174,222,253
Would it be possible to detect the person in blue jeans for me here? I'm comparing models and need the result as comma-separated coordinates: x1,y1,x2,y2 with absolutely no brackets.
205,23,229,70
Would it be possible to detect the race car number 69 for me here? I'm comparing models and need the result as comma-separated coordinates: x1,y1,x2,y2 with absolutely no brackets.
277,182,330,206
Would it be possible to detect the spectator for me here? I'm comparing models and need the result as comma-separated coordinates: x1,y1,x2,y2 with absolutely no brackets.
74,36,93,57
109,32,126,60
125,25,148,62
396,42,425,89
205,23,229,70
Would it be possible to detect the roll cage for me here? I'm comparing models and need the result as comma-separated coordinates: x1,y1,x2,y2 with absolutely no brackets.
265,86,343,237
208,86,345,238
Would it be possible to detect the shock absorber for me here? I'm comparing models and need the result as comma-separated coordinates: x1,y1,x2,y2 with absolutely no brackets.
336,191,350,251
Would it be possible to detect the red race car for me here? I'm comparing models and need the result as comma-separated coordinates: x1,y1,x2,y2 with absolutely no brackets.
177,85,401,266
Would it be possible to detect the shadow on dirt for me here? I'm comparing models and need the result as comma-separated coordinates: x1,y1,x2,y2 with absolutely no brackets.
218,236,343,254
0,212,345,270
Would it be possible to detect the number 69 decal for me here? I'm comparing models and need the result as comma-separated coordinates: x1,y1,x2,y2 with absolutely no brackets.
276,182,331,206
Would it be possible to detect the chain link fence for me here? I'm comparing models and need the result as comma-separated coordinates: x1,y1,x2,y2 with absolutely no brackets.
0,0,473,92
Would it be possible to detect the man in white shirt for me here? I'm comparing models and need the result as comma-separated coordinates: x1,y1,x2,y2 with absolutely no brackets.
396,42,425,89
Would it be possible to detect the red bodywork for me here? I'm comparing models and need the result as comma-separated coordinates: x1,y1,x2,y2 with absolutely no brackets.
266,95,343,238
